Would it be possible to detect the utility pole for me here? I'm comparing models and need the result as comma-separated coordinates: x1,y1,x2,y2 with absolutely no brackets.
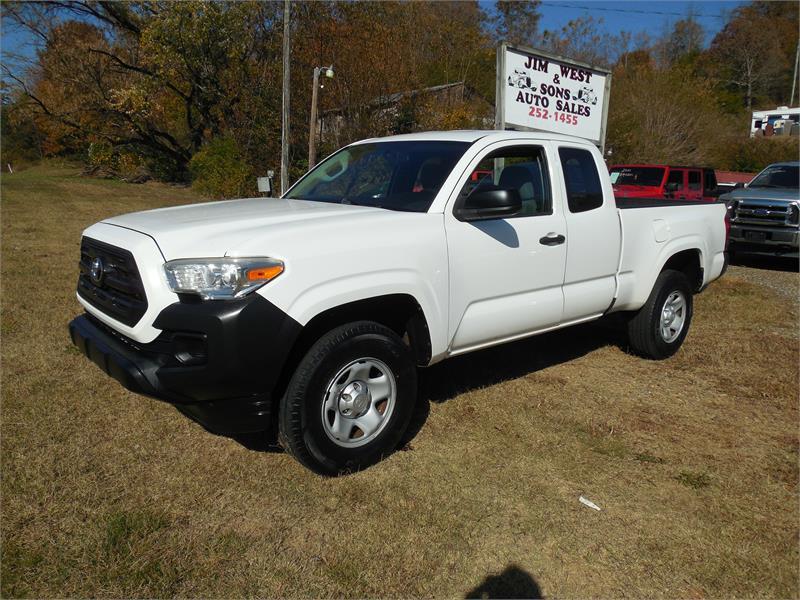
280,0,290,195
308,66,334,170
308,67,321,170
791,39,799,107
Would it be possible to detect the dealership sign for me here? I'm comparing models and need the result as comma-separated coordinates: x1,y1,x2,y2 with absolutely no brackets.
496,44,612,149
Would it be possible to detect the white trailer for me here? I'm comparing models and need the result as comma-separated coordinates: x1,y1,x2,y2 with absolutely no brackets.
750,106,800,137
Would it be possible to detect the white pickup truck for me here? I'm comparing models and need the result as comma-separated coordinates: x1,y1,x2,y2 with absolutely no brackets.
69,131,728,474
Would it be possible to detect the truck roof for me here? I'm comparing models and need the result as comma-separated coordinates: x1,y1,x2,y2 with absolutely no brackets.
352,130,597,146
765,161,799,167
752,106,800,118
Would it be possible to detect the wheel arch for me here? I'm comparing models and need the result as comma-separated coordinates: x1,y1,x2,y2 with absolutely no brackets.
613,243,706,313
661,248,703,292
271,293,431,404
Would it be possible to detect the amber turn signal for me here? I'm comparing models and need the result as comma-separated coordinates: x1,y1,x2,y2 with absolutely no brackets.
246,265,284,281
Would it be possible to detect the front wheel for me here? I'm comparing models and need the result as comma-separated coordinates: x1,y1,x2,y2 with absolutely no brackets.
627,270,693,359
278,321,417,475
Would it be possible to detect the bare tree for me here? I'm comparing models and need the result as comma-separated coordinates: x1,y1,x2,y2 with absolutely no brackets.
708,8,785,110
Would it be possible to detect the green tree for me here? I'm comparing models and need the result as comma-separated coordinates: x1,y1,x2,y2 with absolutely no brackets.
189,136,255,199
0,92,43,167
707,2,798,110
494,0,541,47
607,63,726,165
3,1,280,179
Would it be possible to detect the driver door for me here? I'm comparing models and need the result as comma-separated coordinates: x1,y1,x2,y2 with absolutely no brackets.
445,142,567,353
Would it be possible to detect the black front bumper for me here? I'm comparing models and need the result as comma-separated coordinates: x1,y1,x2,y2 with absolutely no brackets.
68,294,301,435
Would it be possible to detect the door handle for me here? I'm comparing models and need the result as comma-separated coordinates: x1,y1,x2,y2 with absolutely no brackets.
539,233,565,246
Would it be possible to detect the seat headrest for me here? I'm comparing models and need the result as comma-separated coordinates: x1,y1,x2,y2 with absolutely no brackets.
498,165,533,190
418,162,446,190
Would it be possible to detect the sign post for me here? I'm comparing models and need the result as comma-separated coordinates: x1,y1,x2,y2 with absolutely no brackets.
496,43,612,154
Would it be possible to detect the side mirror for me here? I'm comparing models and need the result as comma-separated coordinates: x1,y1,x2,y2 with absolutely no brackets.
457,188,522,221
734,182,745,189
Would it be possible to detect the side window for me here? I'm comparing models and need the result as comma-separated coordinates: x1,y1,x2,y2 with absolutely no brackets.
688,170,701,191
667,169,684,190
460,146,551,216
704,170,717,192
558,147,603,213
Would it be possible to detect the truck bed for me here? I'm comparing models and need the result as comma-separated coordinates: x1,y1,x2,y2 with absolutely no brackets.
611,197,728,313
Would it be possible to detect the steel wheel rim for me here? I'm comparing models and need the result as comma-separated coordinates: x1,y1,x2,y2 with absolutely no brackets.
659,290,687,343
321,357,397,448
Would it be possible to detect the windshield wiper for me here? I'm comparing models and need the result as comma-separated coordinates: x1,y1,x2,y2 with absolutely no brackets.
341,198,388,210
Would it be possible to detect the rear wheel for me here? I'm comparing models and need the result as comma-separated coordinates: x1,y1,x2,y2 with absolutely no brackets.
278,321,417,475
627,269,693,359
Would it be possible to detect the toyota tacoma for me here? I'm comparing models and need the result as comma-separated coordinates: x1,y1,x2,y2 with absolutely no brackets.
69,131,729,474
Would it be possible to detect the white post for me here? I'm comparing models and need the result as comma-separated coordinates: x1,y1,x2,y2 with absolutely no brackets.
308,67,321,169
280,0,291,196
790,40,799,107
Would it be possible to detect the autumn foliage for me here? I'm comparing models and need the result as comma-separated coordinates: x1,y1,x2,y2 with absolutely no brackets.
1,1,798,195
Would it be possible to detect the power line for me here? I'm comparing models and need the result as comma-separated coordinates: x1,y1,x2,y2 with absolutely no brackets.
543,2,731,20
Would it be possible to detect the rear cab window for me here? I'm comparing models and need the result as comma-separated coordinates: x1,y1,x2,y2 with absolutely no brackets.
558,147,604,213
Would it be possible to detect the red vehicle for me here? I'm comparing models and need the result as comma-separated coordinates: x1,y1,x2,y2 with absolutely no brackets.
610,164,720,202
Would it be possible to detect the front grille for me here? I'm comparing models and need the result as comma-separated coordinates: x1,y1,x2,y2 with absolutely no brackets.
78,237,148,327
732,201,798,227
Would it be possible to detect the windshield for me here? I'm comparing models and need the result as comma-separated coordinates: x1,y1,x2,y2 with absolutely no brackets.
285,141,471,212
749,164,799,189
609,166,665,187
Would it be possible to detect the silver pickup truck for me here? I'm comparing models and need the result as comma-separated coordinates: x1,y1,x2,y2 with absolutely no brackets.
724,162,799,258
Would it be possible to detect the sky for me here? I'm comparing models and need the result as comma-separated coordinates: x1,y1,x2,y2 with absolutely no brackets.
2,0,747,65
537,1,746,44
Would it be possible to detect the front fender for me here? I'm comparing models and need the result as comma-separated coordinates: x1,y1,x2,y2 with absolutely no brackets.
261,269,449,363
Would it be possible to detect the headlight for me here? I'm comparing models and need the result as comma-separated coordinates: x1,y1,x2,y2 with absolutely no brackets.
789,203,799,225
164,257,284,300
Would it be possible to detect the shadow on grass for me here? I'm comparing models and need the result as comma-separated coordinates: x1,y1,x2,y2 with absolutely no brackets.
227,320,625,455
466,565,543,599
229,430,283,452
400,320,625,446
729,253,799,272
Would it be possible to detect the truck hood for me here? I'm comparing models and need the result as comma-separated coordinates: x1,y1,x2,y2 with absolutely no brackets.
723,187,800,202
102,197,391,259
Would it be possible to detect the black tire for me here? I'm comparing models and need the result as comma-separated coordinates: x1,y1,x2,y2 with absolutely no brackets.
627,269,693,360
278,321,417,476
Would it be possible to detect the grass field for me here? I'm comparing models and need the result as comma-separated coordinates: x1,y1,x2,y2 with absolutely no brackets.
2,164,798,598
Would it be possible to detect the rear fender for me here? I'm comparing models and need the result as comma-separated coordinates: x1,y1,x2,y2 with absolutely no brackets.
614,236,707,311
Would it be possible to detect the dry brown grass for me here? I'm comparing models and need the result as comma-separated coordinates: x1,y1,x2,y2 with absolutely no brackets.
2,164,798,598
